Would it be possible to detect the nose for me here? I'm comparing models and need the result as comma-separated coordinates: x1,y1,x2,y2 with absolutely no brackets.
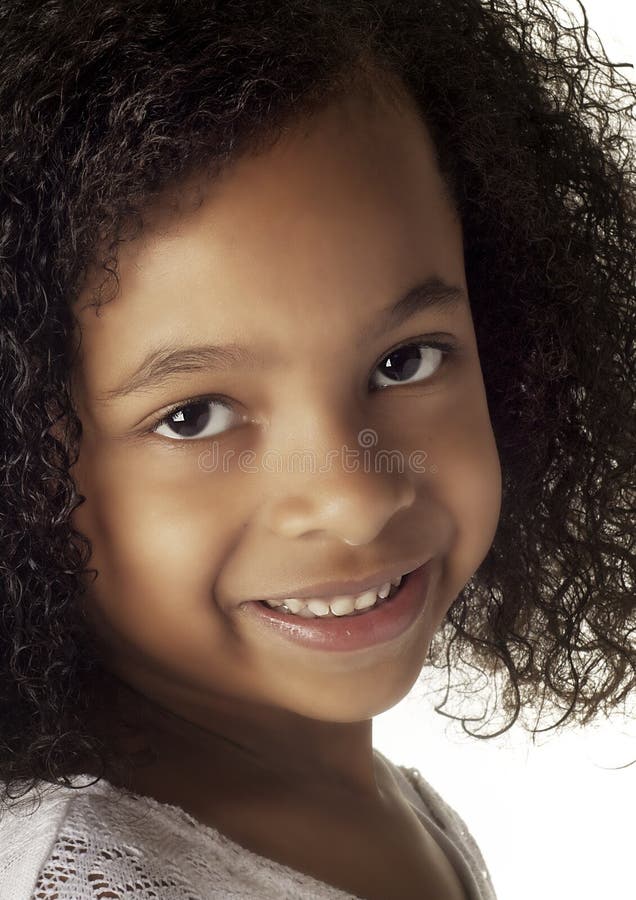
256,421,417,546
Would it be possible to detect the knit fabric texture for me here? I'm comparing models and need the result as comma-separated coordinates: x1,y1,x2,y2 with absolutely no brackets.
0,749,498,899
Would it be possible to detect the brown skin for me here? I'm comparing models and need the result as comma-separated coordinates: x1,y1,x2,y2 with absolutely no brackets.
64,82,500,895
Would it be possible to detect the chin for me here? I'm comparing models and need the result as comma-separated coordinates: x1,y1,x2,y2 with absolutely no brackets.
278,664,424,724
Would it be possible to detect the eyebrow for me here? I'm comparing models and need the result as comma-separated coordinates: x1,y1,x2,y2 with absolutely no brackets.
99,276,466,402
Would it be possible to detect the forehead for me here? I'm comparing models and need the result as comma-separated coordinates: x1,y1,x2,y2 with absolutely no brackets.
71,85,463,394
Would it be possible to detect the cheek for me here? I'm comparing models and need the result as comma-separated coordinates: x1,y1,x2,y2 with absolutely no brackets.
422,392,502,597
444,423,502,554
459,440,501,574
68,443,244,620
68,456,253,688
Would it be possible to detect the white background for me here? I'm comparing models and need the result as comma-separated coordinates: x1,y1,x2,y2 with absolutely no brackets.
374,3,635,899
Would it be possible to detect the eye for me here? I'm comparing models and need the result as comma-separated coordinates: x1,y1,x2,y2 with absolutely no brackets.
150,395,244,441
148,338,457,443
370,339,456,390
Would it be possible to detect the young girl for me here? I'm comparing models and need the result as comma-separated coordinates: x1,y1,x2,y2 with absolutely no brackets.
0,1,633,898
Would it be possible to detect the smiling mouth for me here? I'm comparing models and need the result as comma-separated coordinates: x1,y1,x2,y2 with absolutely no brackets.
239,560,433,653
257,571,407,619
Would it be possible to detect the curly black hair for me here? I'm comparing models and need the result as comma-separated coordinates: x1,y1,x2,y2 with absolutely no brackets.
1,0,634,809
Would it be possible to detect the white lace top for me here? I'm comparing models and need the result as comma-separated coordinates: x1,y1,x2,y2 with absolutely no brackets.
0,749,497,899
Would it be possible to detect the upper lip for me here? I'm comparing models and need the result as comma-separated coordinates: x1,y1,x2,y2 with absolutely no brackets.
241,557,429,604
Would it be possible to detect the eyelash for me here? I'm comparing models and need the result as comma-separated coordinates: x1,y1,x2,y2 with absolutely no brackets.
147,337,458,439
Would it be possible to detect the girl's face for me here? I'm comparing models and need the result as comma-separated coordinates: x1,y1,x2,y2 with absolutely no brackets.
68,84,501,768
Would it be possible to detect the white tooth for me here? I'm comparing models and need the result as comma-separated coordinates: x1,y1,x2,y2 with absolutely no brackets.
307,599,331,616
294,606,317,618
391,575,403,588
282,598,306,613
329,596,357,616
354,589,379,610
264,598,286,608
377,582,392,600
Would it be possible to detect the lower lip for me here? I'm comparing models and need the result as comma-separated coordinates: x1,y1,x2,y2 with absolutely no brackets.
239,560,433,652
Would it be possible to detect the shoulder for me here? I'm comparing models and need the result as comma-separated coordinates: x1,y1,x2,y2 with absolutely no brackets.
0,777,166,900
0,774,266,900
375,748,475,838
373,749,498,899
0,779,77,900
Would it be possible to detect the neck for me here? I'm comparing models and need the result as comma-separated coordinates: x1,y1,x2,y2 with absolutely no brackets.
84,673,384,804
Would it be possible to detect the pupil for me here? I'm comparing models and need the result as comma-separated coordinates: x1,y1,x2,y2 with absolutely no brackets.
380,345,422,382
169,401,210,437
